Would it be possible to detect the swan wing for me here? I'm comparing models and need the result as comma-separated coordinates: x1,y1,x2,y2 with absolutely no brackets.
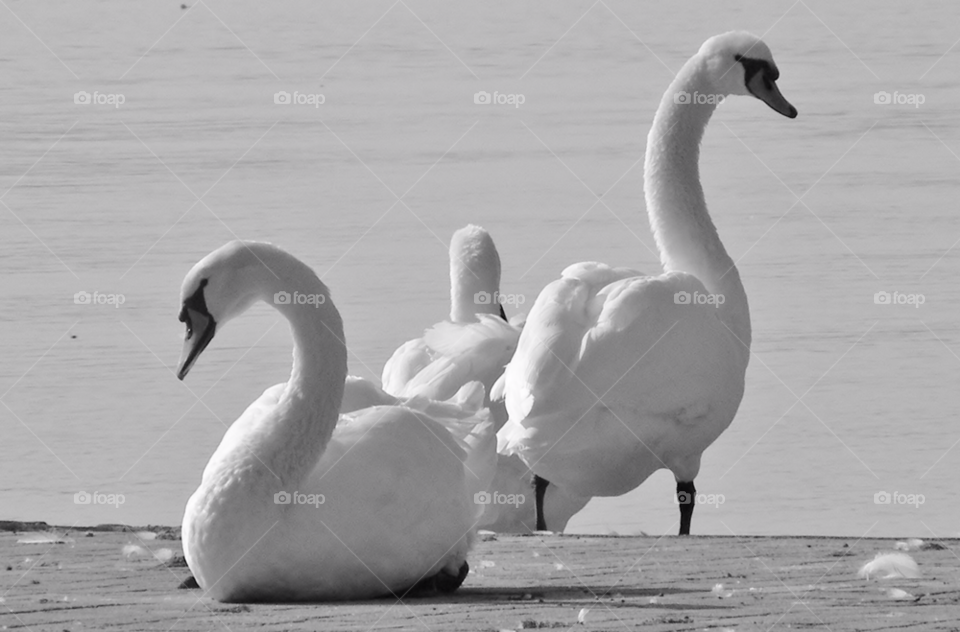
499,263,641,433
395,315,519,402
500,267,744,494
380,338,432,397
200,382,286,481
340,375,399,414
331,401,496,524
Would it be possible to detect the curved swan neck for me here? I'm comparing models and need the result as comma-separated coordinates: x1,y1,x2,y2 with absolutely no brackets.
449,226,502,323
245,253,347,485
644,57,751,347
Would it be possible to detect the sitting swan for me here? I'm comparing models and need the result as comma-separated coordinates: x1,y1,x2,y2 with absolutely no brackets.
498,32,797,535
177,241,496,602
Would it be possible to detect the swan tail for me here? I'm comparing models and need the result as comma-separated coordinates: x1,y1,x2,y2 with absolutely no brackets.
451,408,498,521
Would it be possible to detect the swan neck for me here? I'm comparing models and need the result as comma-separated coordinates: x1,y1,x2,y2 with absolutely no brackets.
449,242,502,323
250,263,346,486
644,57,750,346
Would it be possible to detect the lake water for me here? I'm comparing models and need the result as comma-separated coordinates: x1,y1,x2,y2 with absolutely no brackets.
2,0,959,539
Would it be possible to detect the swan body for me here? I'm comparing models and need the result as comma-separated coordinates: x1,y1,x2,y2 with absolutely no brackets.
499,32,797,534
177,241,495,602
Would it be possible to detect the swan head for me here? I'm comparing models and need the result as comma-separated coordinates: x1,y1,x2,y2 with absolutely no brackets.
176,240,321,380
449,224,504,322
697,31,797,118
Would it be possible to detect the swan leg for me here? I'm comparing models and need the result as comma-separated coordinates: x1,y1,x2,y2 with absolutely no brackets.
677,480,696,535
533,475,549,531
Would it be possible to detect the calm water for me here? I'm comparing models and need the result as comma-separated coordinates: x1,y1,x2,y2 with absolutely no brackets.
2,1,959,538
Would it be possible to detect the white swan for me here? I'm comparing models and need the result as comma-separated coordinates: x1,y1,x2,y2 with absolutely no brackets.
376,225,585,532
177,241,496,602
498,32,797,535
381,224,520,410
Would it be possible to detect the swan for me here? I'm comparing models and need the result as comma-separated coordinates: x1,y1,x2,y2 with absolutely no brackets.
381,224,520,410
498,32,797,535
177,241,496,602
377,225,582,532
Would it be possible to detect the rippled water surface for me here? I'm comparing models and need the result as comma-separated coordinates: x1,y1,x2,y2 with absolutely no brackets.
2,1,959,537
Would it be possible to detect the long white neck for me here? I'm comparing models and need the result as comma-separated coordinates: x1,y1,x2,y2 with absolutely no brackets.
449,225,503,323
644,57,751,348
239,253,347,487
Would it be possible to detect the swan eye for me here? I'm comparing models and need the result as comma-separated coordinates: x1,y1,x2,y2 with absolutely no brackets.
180,278,210,339
179,307,193,337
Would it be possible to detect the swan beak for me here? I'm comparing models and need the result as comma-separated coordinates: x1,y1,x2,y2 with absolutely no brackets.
177,307,216,380
747,73,798,119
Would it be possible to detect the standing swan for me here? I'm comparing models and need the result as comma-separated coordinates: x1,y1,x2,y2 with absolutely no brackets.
177,241,495,602
498,32,797,535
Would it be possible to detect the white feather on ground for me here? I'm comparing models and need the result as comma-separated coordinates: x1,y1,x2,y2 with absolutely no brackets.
885,587,918,601
122,544,150,558
16,533,69,545
858,552,920,579
894,538,924,551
